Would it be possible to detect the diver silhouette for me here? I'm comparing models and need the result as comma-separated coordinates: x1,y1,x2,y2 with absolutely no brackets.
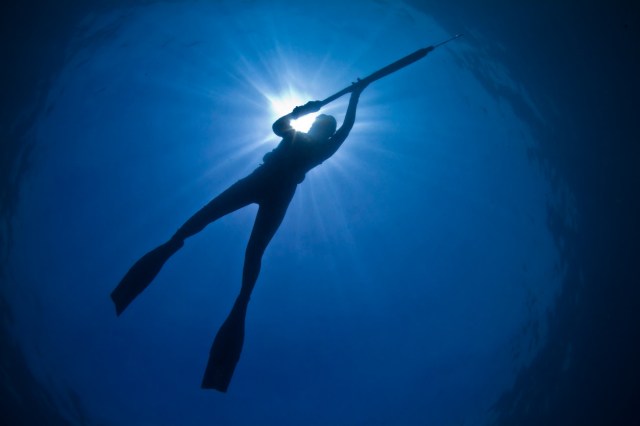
111,80,368,392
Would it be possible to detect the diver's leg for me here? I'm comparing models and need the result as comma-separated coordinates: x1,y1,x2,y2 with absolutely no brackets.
173,177,258,241
202,186,295,391
111,177,258,316
238,194,293,301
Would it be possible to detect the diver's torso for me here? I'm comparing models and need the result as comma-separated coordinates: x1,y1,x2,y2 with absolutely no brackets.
259,132,326,184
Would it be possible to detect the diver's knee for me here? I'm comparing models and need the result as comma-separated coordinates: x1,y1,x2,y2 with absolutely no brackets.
170,230,187,246
244,242,266,261
244,251,262,267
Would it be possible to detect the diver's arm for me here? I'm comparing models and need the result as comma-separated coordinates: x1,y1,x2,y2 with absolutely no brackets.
272,114,295,137
319,84,366,160
272,101,322,136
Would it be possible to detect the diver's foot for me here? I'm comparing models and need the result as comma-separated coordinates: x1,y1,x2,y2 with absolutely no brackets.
201,300,248,392
111,238,184,315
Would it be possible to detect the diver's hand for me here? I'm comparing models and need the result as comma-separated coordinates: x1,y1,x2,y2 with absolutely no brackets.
350,78,369,95
292,101,322,118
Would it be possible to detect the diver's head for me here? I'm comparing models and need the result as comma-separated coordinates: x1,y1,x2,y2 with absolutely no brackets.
307,114,337,140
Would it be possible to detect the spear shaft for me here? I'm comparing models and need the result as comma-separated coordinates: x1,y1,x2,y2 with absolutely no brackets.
319,34,462,107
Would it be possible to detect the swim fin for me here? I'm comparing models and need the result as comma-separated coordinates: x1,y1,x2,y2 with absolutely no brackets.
110,238,183,315
201,298,248,392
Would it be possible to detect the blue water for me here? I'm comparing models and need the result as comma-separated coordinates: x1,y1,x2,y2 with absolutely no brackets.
2,1,638,425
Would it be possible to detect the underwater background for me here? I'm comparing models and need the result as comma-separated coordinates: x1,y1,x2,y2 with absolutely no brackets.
1,0,638,425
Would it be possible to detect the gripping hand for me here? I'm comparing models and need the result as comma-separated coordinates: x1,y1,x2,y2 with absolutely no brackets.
350,78,369,94
292,101,322,118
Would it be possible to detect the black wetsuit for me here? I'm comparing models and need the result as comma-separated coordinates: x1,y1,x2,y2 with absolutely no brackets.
111,88,363,392
176,129,332,246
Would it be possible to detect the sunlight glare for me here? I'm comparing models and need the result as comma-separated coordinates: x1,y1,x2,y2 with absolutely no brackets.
269,93,319,133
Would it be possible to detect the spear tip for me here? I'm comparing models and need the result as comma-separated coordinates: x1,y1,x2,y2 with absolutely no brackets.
432,33,464,49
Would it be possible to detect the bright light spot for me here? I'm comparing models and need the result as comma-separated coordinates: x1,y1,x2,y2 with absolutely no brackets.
269,93,319,133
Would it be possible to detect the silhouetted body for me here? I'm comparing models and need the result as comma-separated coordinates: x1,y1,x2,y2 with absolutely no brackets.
111,83,366,392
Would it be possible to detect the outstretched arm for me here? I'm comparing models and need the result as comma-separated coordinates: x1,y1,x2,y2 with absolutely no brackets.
319,81,368,160
272,101,322,136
